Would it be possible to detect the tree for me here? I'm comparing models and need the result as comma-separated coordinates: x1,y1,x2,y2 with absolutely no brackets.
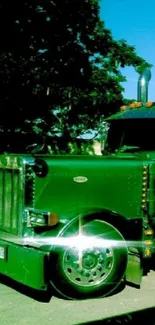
0,0,151,152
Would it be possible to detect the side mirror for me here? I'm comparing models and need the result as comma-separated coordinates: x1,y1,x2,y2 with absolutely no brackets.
33,159,49,177
26,143,45,154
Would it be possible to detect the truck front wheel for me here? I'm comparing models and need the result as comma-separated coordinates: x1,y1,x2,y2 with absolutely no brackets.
50,220,128,299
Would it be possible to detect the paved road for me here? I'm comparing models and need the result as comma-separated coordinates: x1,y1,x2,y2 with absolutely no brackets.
0,272,155,325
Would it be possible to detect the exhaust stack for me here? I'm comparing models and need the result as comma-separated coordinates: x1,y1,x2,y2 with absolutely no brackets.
137,68,151,104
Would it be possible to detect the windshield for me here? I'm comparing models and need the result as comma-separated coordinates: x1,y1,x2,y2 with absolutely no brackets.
0,132,100,155
0,132,42,154
105,119,155,153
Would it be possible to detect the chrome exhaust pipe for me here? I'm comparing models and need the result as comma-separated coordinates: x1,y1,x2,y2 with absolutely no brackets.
137,68,151,103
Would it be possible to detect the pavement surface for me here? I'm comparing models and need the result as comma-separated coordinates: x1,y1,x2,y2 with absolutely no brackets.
0,271,155,325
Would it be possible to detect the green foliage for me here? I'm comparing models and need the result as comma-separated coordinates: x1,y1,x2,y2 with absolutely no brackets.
0,0,152,152
123,98,137,106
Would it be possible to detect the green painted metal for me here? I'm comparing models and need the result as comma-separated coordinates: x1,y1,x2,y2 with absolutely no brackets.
0,239,47,290
34,155,144,221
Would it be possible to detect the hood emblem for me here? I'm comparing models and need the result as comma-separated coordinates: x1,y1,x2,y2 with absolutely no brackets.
73,176,88,183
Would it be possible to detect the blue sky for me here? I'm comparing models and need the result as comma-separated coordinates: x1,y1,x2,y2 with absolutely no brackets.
100,0,155,101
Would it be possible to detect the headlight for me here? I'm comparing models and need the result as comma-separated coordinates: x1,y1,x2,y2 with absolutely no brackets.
25,208,59,228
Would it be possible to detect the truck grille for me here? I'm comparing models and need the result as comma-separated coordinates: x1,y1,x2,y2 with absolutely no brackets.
0,157,23,235
25,163,35,208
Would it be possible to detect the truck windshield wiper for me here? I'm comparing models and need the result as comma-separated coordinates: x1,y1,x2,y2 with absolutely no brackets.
118,145,140,153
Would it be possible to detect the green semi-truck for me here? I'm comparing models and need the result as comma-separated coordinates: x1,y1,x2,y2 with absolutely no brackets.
0,68,155,300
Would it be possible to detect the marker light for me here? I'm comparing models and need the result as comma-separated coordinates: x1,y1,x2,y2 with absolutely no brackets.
48,212,59,226
144,248,151,257
135,102,142,107
129,103,135,109
146,101,153,107
145,229,153,235
120,105,126,111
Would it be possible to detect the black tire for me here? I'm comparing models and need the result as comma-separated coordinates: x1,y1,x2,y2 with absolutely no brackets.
50,220,128,299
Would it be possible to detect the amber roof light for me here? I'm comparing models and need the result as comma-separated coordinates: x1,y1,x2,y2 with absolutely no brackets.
120,101,155,111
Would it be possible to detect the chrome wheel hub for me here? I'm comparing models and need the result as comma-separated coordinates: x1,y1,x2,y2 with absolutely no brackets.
62,246,114,287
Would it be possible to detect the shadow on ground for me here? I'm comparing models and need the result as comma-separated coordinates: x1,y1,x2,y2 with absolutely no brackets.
0,274,53,302
76,307,155,325
0,273,126,302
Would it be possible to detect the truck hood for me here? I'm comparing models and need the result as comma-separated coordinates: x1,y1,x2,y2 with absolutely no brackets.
34,155,145,221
